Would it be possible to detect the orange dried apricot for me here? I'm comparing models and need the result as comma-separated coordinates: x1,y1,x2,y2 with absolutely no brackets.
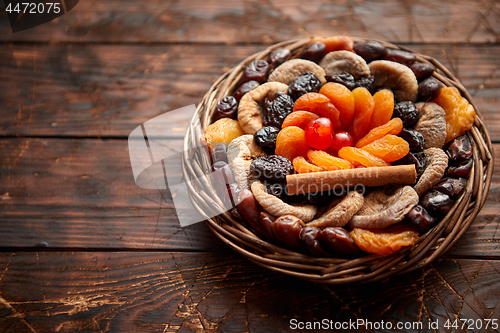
311,36,354,53
275,126,310,161
293,93,341,130
292,156,326,173
355,118,403,148
369,89,394,129
348,87,375,142
307,150,352,171
350,223,419,256
319,82,355,130
360,134,410,163
338,146,390,167
433,87,476,143
203,118,245,149
282,111,320,130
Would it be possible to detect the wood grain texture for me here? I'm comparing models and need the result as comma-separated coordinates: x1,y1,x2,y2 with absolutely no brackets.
0,137,498,257
1,43,499,139
0,0,499,43
0,252,498,332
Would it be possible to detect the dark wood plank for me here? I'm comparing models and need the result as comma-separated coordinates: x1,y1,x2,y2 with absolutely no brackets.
0,138,498,257
0,252,498,332
1,0,499,43
1,43,499,139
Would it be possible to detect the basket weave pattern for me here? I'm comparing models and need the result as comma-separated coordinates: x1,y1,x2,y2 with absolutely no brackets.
183,37,494,284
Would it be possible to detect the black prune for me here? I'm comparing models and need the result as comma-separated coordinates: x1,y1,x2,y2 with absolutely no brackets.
418,77,442,102
325,73,356,90
233,80,259,102
318,227,361,257
446,158,473,178
254,126,280,155
353,41,386,62
238,60,270,86
354,75,375,91
434,177,467,199
446,135,472,164
250,155,294,182
393,101,420,127
393,151,427,177
295,41,327,64
404,205,435,233
263,92,294,128
287,72,322,101
211,143,228,164
268,48,292,72
399,128,425,152
300,226,329,256
409,63,435,81
421,190,454,216
382,48,416,65
212,96,238,122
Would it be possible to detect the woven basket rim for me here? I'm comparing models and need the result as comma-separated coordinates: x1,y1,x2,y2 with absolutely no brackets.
182,36,494,284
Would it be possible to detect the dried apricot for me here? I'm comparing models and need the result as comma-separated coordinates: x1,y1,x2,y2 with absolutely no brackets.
275,126,310,161
369,89,394,129
350,223,419,255
293,93,341,130
293,156,326,173
319,82,355,130
311,36,354,53
338,146,390,167
360,134,410,162
433,87,476,143
203,118,245,149
307,150,352,170
282,111,320,130
348,87,375,142
355,118,403,148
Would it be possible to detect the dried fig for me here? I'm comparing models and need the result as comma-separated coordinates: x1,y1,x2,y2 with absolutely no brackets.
319,50,371,80
369,60,418,102
414,102,447,149
268,59,327,85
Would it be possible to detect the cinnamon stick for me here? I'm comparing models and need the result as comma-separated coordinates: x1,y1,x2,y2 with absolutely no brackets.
286,165,417,195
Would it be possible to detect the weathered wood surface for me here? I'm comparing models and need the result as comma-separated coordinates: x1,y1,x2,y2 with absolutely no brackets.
1,0,499,44
0,252,498,333
1,43,500,140
0,137,498,258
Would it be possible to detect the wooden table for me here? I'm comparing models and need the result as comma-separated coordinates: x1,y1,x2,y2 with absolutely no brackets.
0,1,499,332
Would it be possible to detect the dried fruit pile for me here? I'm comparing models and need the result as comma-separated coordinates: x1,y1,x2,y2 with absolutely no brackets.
203,36,476,257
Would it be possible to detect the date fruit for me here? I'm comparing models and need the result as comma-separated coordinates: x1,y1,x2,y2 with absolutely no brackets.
212,96,238,122
404,204,435,232
433,177,467,199
238,60,270,86
300,226,329,256
268,48,292,72
409,63,435,81
446,158,473,178
237,189,266,236
353,41,386,62
271,215,305,250
382,48,416,65
318,227,360,256
446,135,472,164
295,41,327,64
421,190,454,216
233,80,260,102
418,77,441,102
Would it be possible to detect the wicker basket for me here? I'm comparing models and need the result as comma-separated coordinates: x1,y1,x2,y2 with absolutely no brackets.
182,37,494,284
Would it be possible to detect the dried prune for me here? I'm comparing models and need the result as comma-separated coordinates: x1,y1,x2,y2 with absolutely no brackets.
404,204,436,232
434,177,467,198
287,72,322,101
238,60,270,86
393,151,427,176
264,92,294,128
268,48,292,72
418,77,442,102
318,227,361,256
212,96,238,122
354,75,374,91
233,80,259,102
446,135,472,164
325,72,356,90
250,155,294,182
446,158,473,178
382,48,416,65
271,215,305,250
393,101,420,127
300,226,329,256
211,142,228,164
253,126,280,155
399,128,425,152
409,63,435,81
295,41,327,64
353,41,386,62
421,190,453,216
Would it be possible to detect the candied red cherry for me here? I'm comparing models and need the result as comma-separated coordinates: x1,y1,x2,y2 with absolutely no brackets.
305,117,334,150
212,96,238,122
329,130,354,153
295,41,327,64
233,80,259,102
238,60,270,86
268,48,292,71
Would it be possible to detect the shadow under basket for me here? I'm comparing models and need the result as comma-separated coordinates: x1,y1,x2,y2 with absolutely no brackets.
182,37,494,284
